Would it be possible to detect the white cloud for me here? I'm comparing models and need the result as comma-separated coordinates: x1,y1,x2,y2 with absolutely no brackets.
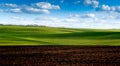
92,0,99,8
84,0,92,5
111,7,116,11
84,0,99,8
0,3,18,8
1,12,120,29
25,7,50,14
0,2,60,14
117,6,120,11
10,8,21,13
65,18,79,22
87,13,95,18
98,5,120,13
101,5,111,11
35,2,60,10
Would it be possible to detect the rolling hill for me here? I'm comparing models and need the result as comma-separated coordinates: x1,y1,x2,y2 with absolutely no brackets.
0,25,120,46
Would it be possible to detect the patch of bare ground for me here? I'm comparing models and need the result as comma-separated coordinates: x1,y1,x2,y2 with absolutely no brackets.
0,46,120,66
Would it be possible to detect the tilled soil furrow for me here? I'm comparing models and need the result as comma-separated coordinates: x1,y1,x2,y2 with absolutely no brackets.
0,46,120,66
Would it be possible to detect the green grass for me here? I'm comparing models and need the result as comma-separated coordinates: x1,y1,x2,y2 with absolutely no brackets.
0,25,120,46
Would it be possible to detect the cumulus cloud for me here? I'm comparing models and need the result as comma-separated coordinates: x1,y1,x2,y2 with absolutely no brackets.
0,2,60,14
35,2,60,10
33,14,120,29
25,7,50,14
97,5,120,13
84,0,99,8
1,12,120,29
0,3,18,8
10,8,21,13
101,5,111,11
67,13,96,22
92,0,99,8
84,0,91,5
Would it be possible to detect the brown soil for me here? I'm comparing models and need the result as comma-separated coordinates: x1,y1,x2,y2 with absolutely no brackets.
0,46,120,66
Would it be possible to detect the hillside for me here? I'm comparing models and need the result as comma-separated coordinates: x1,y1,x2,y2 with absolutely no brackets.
0,25,120,46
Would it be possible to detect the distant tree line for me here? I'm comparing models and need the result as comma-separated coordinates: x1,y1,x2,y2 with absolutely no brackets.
0,24,47,27
0,24,3,26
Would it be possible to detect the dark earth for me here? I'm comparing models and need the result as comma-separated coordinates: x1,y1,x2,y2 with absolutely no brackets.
0,46,120,66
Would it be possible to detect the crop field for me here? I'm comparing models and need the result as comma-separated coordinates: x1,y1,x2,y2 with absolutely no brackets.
0,25,120,46
0,26,120,66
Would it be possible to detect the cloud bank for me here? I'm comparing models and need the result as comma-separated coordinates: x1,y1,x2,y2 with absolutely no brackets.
0,2,60,14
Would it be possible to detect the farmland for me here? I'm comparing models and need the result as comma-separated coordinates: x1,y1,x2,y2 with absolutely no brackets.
0,46,120,65
0,25,120,46
0,25,120,66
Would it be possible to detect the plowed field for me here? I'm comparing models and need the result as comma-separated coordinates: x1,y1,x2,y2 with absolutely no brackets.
0,46,120,66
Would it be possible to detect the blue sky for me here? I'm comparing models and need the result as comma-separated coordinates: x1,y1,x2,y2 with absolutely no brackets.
0,0,120,29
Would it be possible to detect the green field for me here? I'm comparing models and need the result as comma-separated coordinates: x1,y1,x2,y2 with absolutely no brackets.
0,25,120,46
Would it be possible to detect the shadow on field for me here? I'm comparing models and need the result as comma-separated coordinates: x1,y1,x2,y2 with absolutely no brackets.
52,32,120,39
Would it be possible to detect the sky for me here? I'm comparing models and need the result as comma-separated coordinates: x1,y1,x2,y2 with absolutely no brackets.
0,0,120,29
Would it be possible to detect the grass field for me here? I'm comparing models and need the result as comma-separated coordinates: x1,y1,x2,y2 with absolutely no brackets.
0,25,120,46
